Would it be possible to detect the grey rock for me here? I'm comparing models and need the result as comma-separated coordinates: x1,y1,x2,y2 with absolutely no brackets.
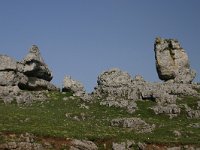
154,37,196,83
187,109,200,119
0,55,17,71
184,104,200,119
0,133,44,150
20,77,59,91
97,68,132,87
112,142,126,150
197,101,200,109
137,142,147,150
167,147,181,150
188,123,200,128
111,117,155,133
62,76,86,97
0,71,17,86
93,68,199,115
0,71,28,86
0,86,48,104
152,104,181,118
70,139,98,150
22,45,53,81
173,130,181,137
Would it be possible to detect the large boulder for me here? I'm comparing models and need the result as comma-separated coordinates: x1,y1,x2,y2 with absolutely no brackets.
154,37,196,83
97,68,132,87
22,45,53,81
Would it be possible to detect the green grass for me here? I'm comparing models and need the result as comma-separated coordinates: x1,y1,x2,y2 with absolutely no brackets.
0,92,200,147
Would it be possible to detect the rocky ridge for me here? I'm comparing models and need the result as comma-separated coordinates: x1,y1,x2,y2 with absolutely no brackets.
91,38,200,118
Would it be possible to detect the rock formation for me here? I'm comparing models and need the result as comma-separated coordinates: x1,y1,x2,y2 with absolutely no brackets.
22,45,53,81
92,37,199,117
154,37,196,83
18,45,57,91
62,76,91,101
62,76,85,96
92,67,199,117
0,45,58,104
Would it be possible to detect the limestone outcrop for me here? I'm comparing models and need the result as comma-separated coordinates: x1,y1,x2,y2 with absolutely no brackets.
154,37,196,83
92,37,199,117
22,45,53,81
18,45,57,91
0,45,58,104
92,67,199,116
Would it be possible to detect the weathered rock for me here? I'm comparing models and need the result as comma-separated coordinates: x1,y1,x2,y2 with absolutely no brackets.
187,109,200,119
152,104,181,118
70,139,98,150
0,71,28,86
0,133,44,150
93,67,199,115
112,142,126,150
19,77,58,91
0,55,17,71
111,117,155,133
22,45,53,81
0,86,48,104
97,68,132,87
183,104,200,119
188,123,200,128
62,76,86,97
0,71,17,86
154,37,196,83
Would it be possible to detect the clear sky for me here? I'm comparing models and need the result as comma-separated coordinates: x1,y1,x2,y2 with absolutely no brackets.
0,0,200,92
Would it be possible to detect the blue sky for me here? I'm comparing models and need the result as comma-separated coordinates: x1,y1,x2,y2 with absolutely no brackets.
0,0,200,91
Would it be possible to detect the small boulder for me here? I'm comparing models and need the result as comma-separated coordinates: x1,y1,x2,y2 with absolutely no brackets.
70,139,98,150
111,117,155,133
62,76,86,97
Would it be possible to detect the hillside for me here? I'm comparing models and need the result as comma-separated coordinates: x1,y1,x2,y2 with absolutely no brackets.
0,90,200,149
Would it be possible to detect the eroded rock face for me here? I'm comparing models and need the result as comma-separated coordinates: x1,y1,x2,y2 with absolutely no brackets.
154,37,196,83
22,45,53,81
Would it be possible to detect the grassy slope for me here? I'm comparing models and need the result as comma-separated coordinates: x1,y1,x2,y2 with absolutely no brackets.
0,92,199,147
